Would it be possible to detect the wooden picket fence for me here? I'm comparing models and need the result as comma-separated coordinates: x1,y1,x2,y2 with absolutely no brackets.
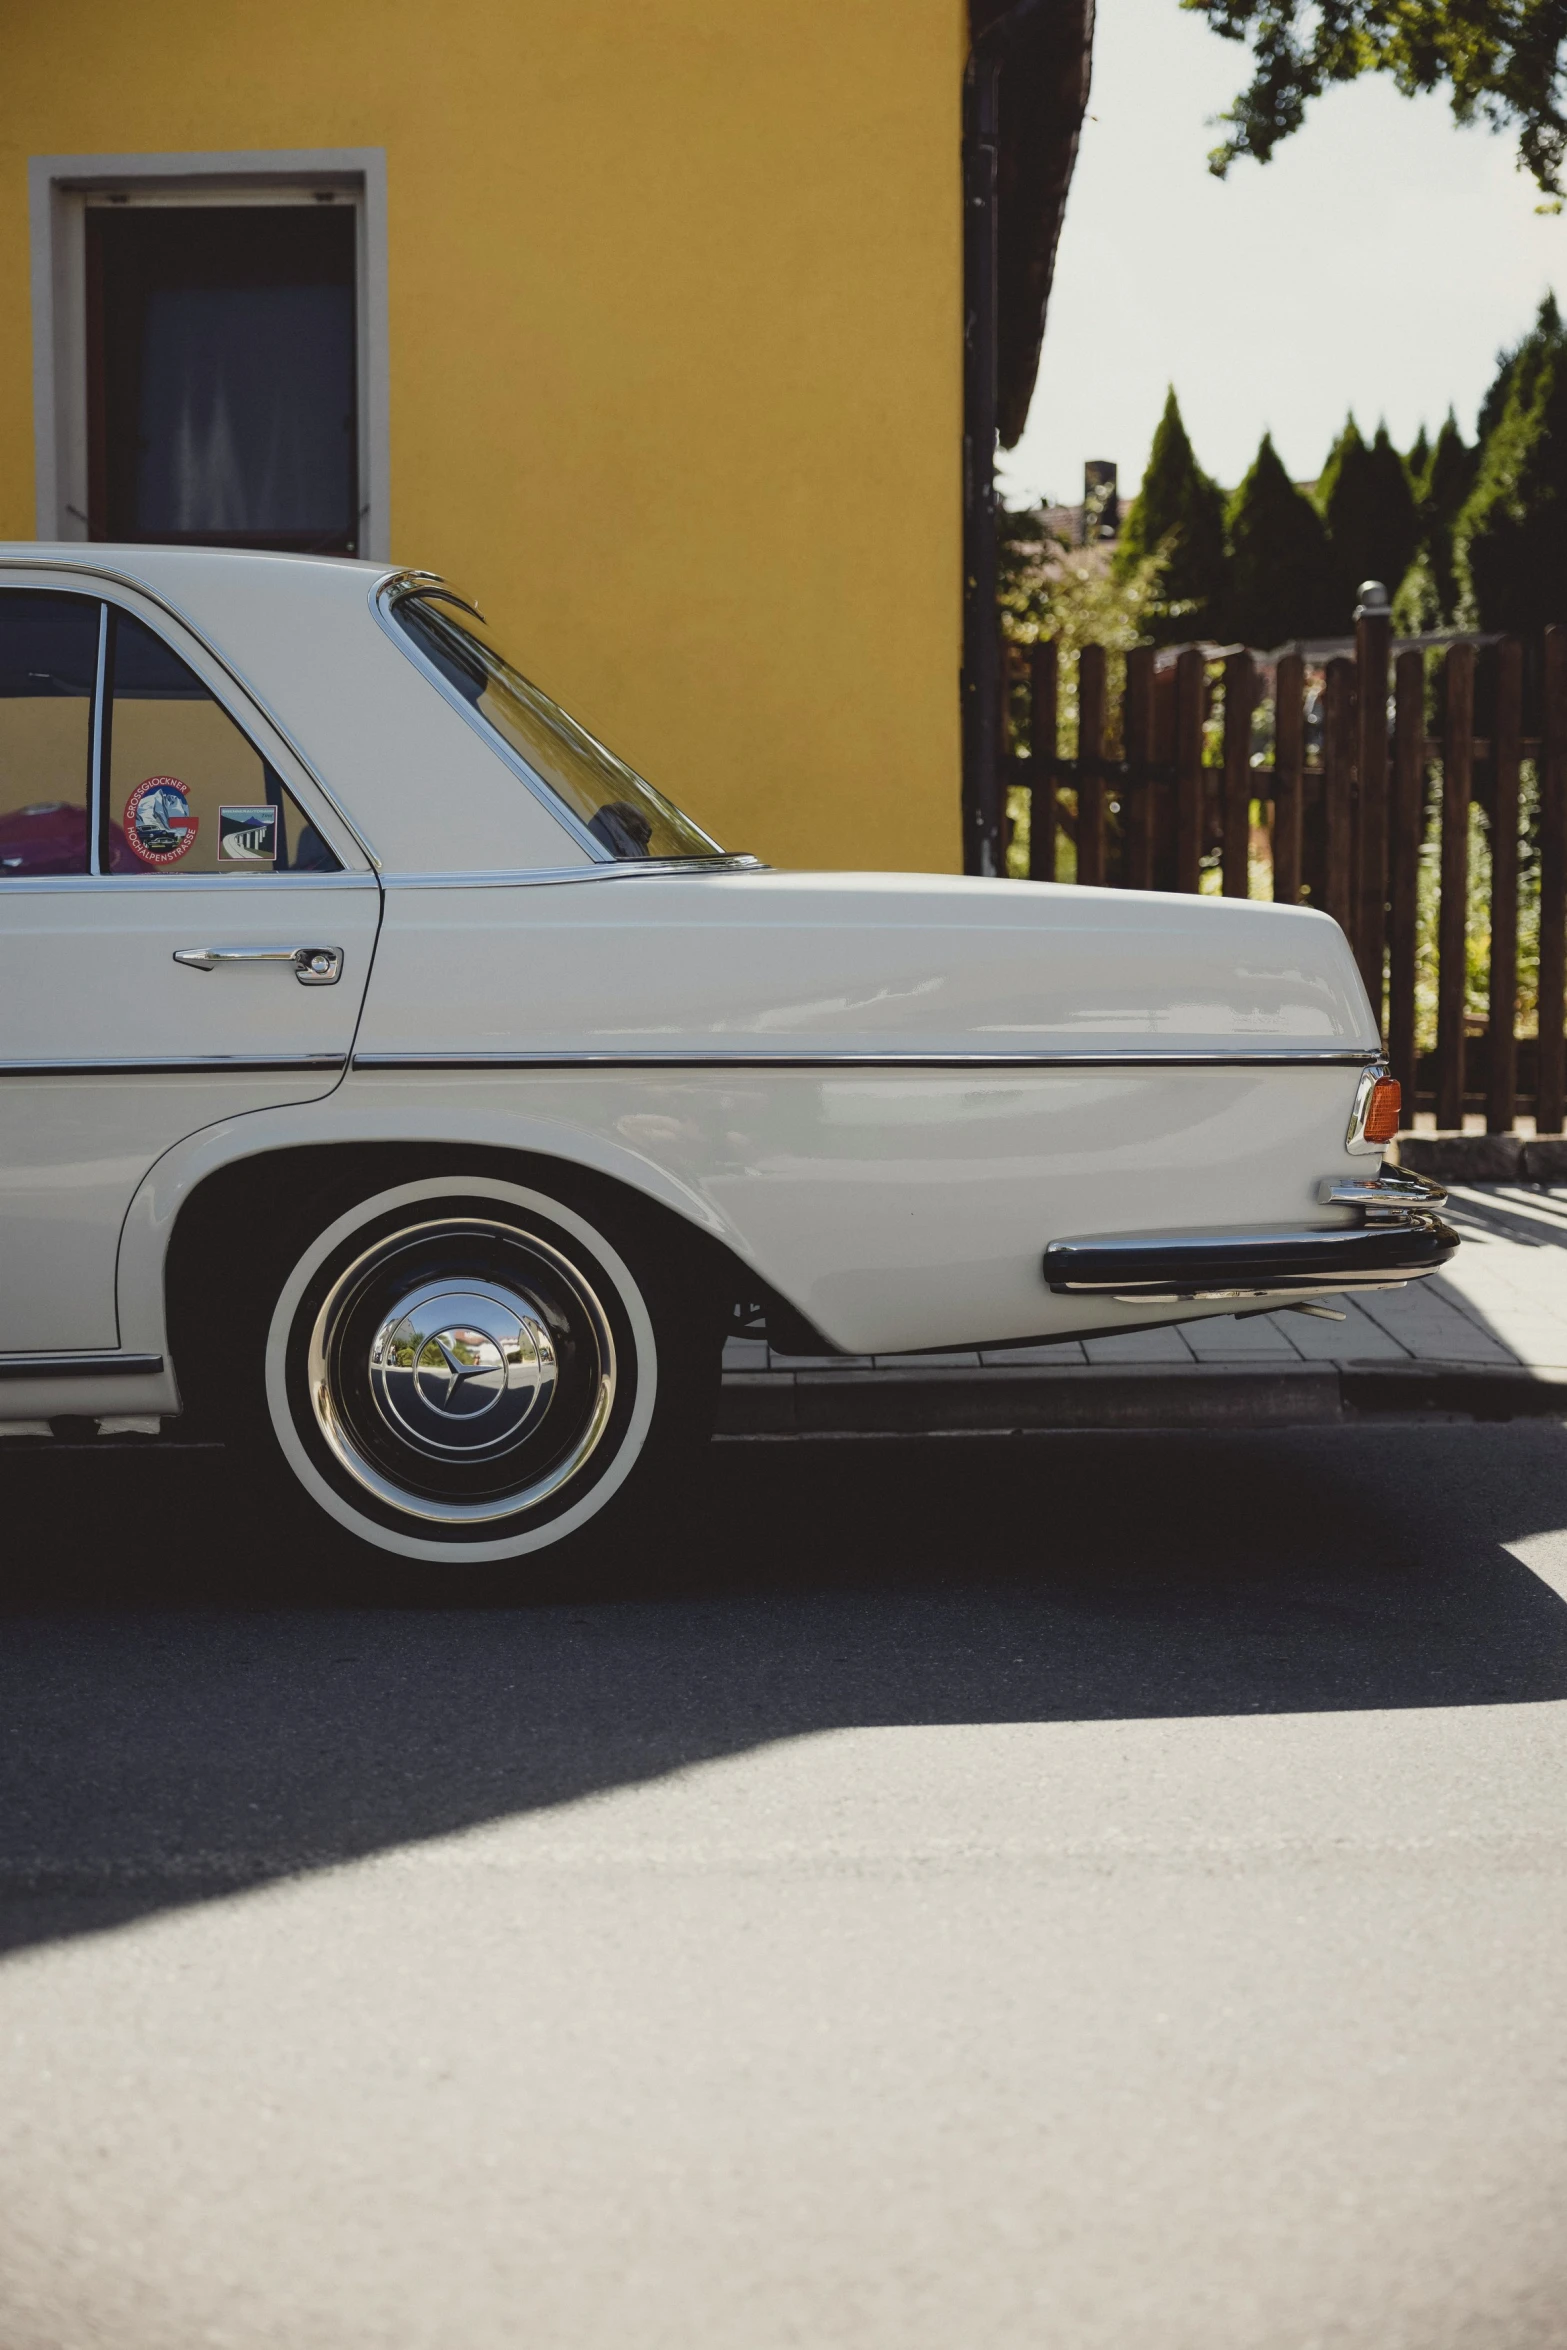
1005,618,1567,1134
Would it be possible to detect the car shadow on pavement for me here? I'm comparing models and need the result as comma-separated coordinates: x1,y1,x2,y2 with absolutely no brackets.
2,1418,1566,1955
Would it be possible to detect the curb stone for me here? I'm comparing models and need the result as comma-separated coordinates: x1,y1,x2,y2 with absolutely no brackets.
717,1360,1567,1437
1394,1131,1567,1182
10,1367,1567,1451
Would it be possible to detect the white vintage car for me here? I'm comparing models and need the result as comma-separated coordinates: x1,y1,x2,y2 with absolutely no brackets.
0,547,1454,1572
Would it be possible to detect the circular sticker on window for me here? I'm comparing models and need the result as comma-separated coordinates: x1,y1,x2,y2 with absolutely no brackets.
123,777,199,867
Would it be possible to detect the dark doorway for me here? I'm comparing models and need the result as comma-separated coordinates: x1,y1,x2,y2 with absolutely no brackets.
86,204,359,554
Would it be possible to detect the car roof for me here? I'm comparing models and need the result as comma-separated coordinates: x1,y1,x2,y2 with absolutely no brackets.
0,542,389,585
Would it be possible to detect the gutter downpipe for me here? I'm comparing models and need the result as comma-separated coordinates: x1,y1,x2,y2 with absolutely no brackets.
961,0,1051,877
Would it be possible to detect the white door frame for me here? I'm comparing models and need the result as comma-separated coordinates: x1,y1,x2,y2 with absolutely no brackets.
27,147,390,559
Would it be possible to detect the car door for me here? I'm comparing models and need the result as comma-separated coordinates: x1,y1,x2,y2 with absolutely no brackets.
0,583,379,1354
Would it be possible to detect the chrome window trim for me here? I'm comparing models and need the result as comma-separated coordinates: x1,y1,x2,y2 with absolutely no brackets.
0,556,381,873
0,1053,348,1077
402,582,486,627
0,869,379,894
88,598,109,874
0,1350,163,1379
351,1047,1382,1073
372,570,733,873
377,857,765,890
372,570,606,867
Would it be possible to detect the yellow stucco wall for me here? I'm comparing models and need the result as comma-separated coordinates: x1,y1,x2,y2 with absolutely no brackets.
0,2,965,870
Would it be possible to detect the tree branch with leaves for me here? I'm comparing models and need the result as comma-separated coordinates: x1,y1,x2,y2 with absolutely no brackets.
1183,0,1567,203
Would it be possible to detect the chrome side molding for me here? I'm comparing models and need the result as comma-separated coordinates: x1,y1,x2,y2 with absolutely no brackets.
352,1046,1381,1074
0,1054,347,1077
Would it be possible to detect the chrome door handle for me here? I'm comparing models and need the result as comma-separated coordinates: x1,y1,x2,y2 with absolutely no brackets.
174,945,344,986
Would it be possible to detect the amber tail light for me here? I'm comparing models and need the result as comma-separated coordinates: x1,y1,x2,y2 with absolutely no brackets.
1363,1076,1401,1146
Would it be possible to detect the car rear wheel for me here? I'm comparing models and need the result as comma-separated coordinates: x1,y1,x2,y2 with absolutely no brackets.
256,1174,719,1574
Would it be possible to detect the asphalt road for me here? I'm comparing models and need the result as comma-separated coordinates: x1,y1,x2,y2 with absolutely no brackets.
3,1421,1567,2349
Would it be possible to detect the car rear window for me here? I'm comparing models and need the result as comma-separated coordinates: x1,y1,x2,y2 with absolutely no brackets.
390,589,724,862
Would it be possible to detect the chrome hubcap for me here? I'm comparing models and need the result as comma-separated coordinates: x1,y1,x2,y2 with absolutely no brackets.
303,1218,618,1527
368,1283,558,1459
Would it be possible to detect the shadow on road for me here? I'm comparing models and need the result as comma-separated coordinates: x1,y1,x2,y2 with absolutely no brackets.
3,1419,1567,1954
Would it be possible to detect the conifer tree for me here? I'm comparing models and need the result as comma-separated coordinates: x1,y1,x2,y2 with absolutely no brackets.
1224,433,1334,648
1421,411,1479,528
1456,347,1567,633
1476,292,1564,449
1316,416,1417,619
1396,411,1481,628
1364,423,1420,592
1315,416,1374,619
1406,425,1430,486
1114,388,1227,642
1391,549,1441,635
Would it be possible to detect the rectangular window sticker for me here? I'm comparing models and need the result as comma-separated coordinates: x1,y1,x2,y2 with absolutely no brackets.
219,805,280,865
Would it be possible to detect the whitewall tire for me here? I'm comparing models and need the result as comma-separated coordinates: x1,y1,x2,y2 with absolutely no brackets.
260,1176,683,1566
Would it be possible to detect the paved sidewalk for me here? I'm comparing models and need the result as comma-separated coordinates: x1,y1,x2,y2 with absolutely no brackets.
719,1184,1567,1435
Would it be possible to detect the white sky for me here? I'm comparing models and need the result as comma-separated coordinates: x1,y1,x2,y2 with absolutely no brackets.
997,0,1567,507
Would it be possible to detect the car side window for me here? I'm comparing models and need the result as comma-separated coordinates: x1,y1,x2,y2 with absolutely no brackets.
0,590,101,877
104,610,338,876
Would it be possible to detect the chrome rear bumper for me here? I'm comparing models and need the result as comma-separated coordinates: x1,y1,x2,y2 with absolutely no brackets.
1043,1167,1457,1305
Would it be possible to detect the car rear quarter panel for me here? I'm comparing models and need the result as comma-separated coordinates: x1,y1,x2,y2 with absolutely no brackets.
120,870,1381,1359
338,1059,1376,1352
101,858,1385,1369
116,1054,1375,1366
